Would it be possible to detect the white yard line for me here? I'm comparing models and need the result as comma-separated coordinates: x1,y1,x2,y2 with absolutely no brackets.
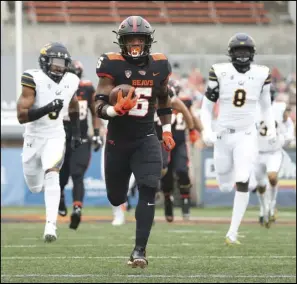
2,243,295,248
1,256,295,260
1,274,296,279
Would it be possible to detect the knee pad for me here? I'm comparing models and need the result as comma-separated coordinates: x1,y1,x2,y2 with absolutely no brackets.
236,181,249,193
216,173,234,193
268,173,278,187
138,185,156,204
25,174,44,194
257,185,266,194
179,184,192,196
176,171,191,194
219,183,234,193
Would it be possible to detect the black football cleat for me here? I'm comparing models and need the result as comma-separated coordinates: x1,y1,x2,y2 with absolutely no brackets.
164,196,174,222
69,206,82,230
58,196,67,217
127,247,148,269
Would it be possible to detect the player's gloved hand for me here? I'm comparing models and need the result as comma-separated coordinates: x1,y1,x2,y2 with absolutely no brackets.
47,99,64,113
114,87,137,116
202,129,217,146
189,129,199,144
162,132,176,152
92,128,103,152
71,136,82,150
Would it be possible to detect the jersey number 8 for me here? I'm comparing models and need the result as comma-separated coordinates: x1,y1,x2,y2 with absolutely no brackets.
233,89,246,107
48,111,60,120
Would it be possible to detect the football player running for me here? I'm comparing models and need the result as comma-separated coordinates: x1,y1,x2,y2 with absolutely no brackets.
255,99,295,227
155,80,201,222
17,42,81,242
200,33,276,245
58,60,104,230
95,16,175,268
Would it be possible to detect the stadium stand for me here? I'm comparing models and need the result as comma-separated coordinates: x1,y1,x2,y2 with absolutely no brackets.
23,1,270,24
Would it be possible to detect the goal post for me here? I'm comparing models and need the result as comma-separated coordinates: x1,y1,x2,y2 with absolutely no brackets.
15,1,23,100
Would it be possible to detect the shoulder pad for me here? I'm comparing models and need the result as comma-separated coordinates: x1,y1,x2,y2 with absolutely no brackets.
66,72,80,87
21,70,38,89
105,52,125,61
252,64,271,84
151,53,168,61
212,63,232,71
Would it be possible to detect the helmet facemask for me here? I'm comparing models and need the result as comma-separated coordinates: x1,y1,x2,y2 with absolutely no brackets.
47,57,70,83
118,33,153,59
229,46,255,72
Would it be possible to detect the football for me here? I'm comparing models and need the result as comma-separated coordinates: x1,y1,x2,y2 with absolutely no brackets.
109,84,136,106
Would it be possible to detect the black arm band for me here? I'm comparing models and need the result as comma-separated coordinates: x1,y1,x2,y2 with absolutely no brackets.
157,107,172,117
94,128,100,136
69,111,80,137
28,105,50,122
97,103,112,120
95,94,109,103
205,86,219,103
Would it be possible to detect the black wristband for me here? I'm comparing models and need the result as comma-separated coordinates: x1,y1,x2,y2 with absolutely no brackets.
28,105,50,122
95,94,109,103
94,128,100,136
157,107,172,117
69,112,80,137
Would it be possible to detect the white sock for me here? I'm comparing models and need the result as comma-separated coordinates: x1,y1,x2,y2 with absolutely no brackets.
44,171,61,224
227,191,250,240
256,191,265,217
270,185,278,215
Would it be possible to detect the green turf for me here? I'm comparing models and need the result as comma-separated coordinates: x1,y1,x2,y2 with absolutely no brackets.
1,207,296,283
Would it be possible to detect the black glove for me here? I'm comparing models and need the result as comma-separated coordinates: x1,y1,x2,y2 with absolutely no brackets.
28,99,64,122
47,99,64,113
71,136,82,150
92,129,103,152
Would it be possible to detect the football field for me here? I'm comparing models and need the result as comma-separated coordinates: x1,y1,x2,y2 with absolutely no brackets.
1,207,296,283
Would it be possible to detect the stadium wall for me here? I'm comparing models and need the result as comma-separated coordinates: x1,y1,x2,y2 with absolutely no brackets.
1,147,295,207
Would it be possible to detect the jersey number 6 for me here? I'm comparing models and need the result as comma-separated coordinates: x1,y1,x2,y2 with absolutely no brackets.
233,89,246,107
128,87,152,117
